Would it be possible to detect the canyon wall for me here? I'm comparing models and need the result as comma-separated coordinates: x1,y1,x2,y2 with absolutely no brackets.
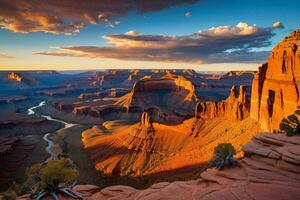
250,29,300,131
195,85,249,121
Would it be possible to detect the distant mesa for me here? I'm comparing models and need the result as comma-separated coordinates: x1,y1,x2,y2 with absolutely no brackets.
55,73,199,124
223,70,256,78
7,72,39,84
88,69,199,88
250,29,300,131
117,73,198,119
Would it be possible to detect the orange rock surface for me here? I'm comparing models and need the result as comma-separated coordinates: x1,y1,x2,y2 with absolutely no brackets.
196,85,249,121
116,74,198,118
251,29,300,131
82,98,260,177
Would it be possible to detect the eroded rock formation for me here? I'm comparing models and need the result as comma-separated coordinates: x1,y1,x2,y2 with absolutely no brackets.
195,85,249,121
57,74,198,124
251,29,300,131
82,112,260,177
116,74,198,120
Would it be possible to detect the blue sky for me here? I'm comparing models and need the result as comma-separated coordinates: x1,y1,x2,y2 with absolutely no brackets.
0,0,299,71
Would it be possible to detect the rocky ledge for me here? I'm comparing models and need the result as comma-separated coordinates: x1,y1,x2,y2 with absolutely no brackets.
17,133,300,200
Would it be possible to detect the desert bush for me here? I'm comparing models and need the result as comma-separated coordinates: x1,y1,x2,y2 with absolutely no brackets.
25,158,83,200
210,143,237,170
279,106,300,136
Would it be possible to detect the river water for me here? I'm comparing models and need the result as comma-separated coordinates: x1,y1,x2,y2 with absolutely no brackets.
27,101,76,159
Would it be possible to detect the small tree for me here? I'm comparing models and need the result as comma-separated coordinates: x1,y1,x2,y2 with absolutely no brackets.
25,158,83,200
279,106,300,136
210,143,237,170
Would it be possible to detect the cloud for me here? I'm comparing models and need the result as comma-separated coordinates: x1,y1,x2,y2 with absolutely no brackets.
272,21,284,29
185,12,192,17
35,22,277,64
0,52,13,58
0,0,198,34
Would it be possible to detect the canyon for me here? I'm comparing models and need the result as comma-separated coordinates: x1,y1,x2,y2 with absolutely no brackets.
1,29,300,200
81,81,257,177
61,29,300,198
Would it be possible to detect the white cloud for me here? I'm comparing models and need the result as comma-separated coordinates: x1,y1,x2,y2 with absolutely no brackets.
272,21,284,29
35,22,276,64
185,12,192,17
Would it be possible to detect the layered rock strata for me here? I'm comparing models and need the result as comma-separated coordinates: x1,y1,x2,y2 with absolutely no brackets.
56,74,198,124
195,85,249,121
251,29,300,131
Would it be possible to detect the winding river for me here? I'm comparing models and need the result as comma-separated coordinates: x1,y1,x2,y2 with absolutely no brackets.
27,101,76,159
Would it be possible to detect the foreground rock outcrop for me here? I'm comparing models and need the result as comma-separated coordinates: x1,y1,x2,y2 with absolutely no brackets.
251,29,300,131
18,133,300,200
196,85,249,121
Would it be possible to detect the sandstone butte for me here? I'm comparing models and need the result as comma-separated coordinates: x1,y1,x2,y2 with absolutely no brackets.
251,29,300,131
116,74,198,116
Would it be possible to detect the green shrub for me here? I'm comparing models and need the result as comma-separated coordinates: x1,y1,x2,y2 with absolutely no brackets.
25,158,83,199
279,106,300,136
210,143,237,170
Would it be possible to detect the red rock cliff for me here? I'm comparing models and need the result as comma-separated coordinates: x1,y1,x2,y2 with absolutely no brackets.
250,29,300,131
195,85,249,121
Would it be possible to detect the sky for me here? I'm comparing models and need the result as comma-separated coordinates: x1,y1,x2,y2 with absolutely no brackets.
0,0,299,71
